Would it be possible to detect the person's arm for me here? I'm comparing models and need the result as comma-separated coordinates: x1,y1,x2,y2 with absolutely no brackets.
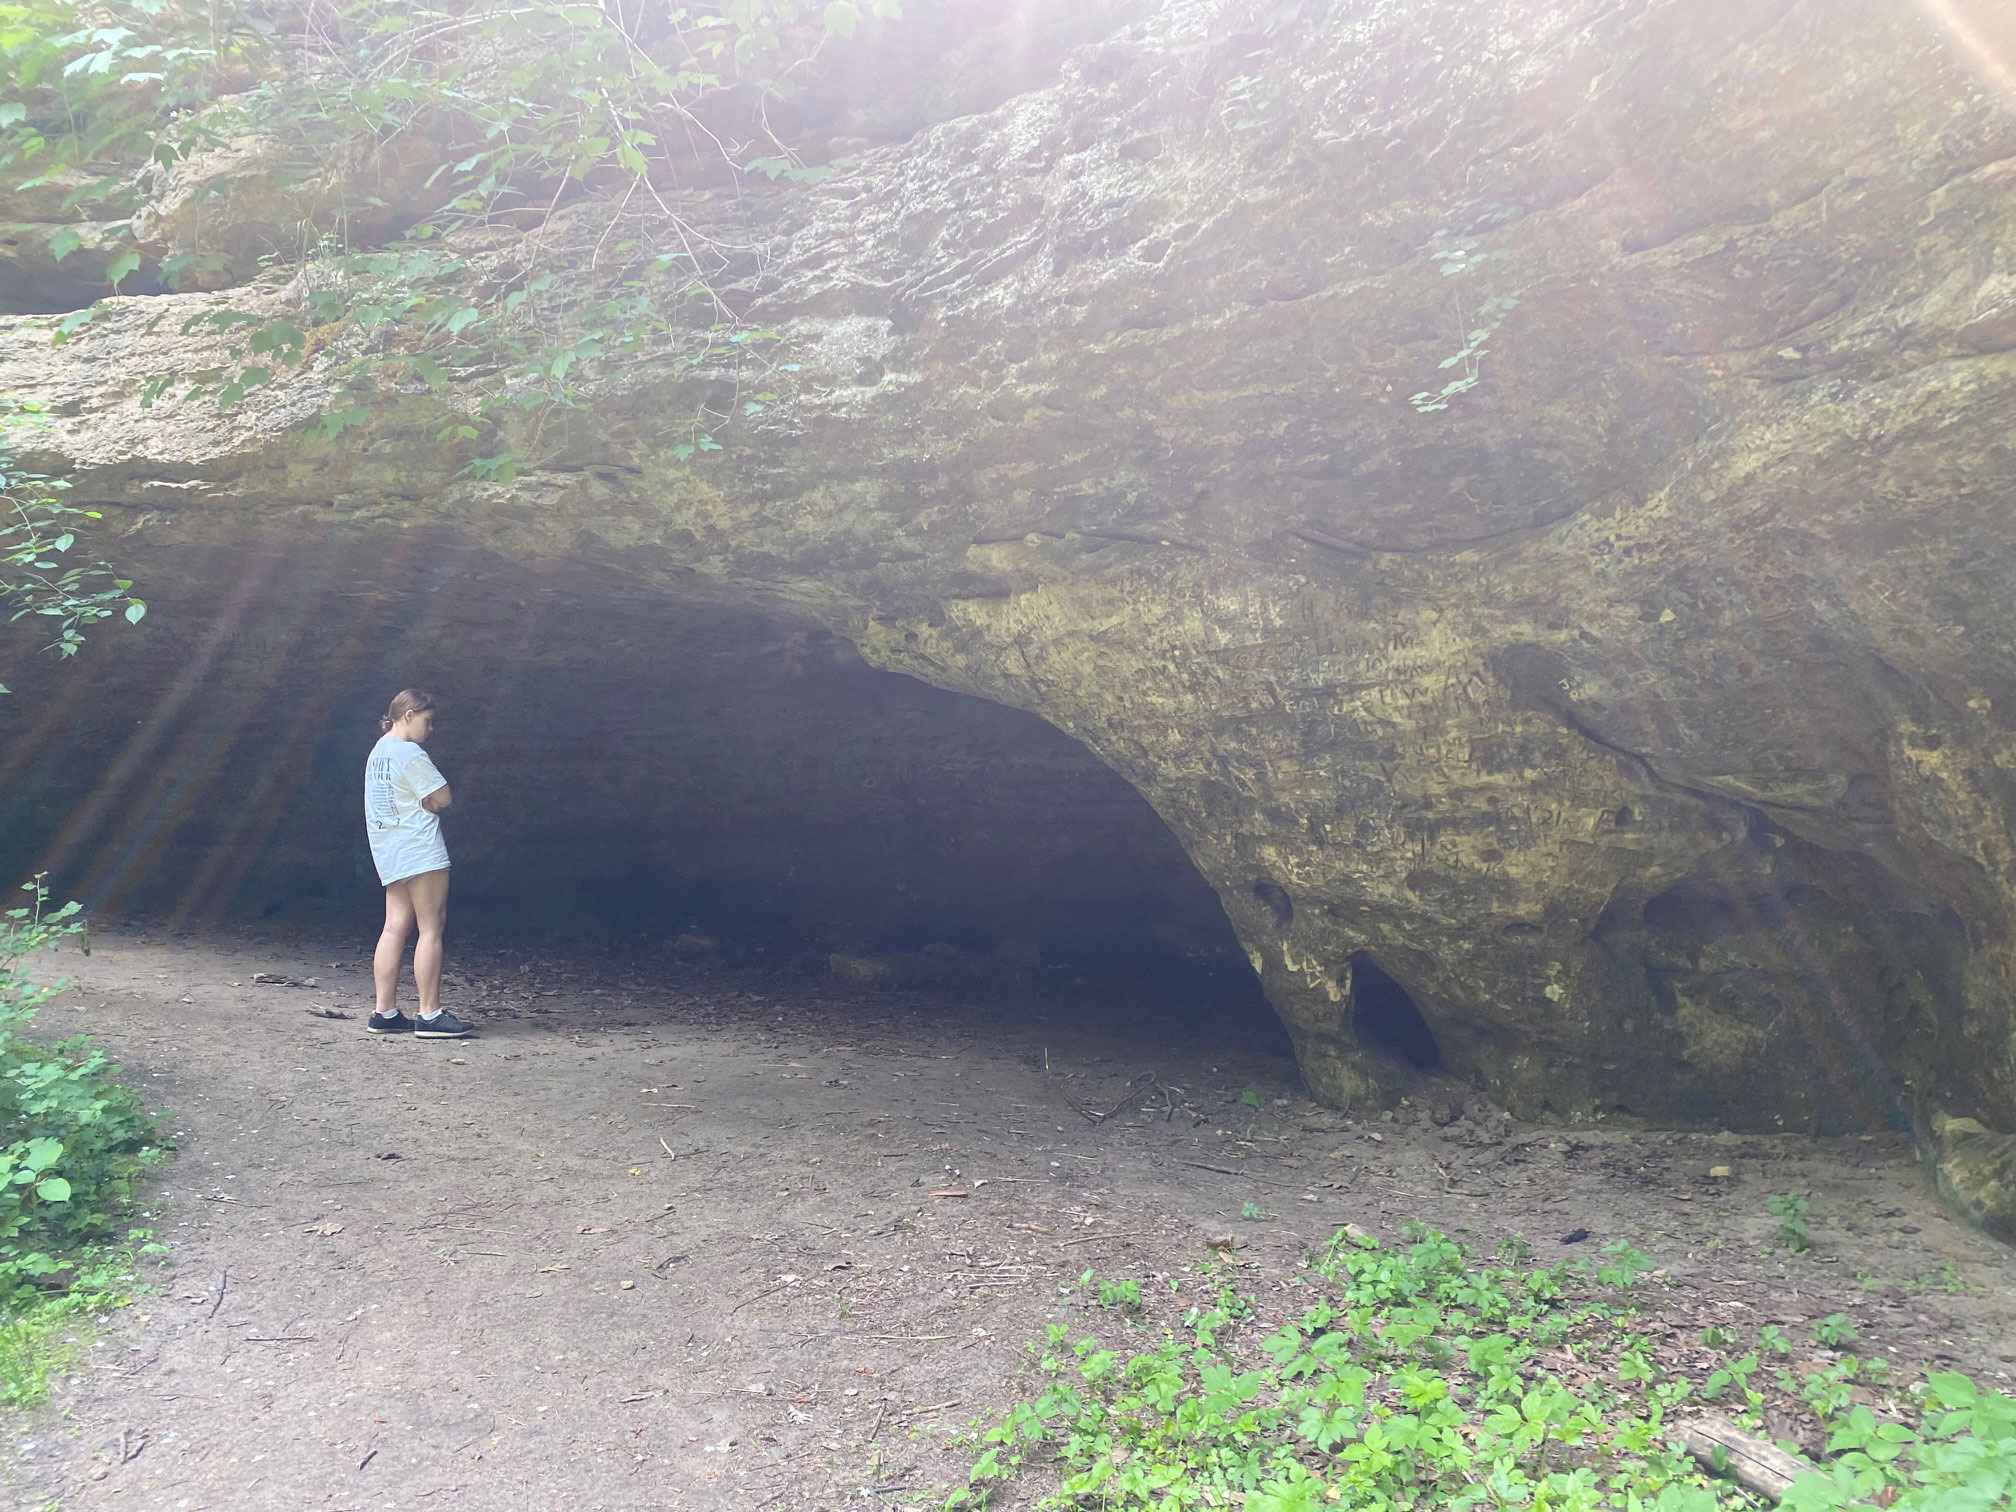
408,749,451,814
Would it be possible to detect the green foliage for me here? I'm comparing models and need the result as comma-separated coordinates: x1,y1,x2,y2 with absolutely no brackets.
0,878,166,1291
1239,1201,1274,1222
0,875,167,1401
1094,1278,1143,1315
1410,228,1521,414
1768,1190,1814,1254
949,1221,2016,1511
3,0,905,464
0,401,145,692
1780,1370,2016,1511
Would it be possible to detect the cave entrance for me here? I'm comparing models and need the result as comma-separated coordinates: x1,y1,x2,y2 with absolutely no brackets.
0,539,1289,1056
1349,952,1439,1069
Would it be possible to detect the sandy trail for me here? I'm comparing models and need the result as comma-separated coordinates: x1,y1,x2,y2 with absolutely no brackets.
7,927,2014,1511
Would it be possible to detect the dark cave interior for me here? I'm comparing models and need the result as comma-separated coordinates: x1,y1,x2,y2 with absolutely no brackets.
0,533,1288,1055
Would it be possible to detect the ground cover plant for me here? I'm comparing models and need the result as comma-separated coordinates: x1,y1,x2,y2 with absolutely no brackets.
0,878,166,1405
950,1223,2016,1509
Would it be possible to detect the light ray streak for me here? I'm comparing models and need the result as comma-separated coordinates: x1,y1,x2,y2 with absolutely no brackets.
1916,0,2016,101
161,531,432,928
33,544,284,886
82,533,379,919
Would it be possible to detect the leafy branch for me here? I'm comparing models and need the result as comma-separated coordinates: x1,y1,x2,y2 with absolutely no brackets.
4,0,904,466
1410,230,1521,415
0,402,145,693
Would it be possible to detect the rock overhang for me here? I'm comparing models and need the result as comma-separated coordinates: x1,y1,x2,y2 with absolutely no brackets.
0,0,2013,1180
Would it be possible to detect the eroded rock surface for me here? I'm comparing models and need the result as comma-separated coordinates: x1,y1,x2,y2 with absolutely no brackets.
5,0,2016,1139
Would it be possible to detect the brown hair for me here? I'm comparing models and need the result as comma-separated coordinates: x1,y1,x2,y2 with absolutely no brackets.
380,688,437,734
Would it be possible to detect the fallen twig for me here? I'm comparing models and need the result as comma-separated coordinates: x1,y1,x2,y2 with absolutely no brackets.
1066,1071,1157,1124
1056,1230,1153,1248
850,1333,950,1342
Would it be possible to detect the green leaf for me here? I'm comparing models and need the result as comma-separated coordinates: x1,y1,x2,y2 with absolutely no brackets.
461,452,521,483
34,1177,71,1203
0,102,25,128
823,2,858,39
106,249,141,289
51,306,99,345
124,600,146,624
47,226,83,262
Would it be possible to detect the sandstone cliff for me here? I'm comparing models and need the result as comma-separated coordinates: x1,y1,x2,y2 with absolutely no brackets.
5,0,2016,1192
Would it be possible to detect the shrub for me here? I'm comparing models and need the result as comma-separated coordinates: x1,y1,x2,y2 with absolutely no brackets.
0,878,165,1302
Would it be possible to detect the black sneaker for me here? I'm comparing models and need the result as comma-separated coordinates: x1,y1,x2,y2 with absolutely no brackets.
366,1011,413,1035
413,1009,477,1039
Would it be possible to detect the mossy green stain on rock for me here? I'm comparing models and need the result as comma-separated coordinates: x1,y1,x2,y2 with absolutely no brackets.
1933,1114,2016,1247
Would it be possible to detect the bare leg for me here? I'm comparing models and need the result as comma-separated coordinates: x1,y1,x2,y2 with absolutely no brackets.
407,869,451,1017
374,881,417,1017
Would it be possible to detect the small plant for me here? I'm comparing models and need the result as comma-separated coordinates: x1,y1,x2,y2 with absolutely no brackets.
1238,1088,1264,1110
1240,1201,1275,1222
1811,1312,1858,1348
1596,1239,1654,1287
1095,1279,1143,1313
1768,1189,1815,1253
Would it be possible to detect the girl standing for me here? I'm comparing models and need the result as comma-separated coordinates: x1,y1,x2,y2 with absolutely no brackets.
364,689,474,1038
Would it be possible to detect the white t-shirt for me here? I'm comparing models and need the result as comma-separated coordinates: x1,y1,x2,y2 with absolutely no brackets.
364,734,450,886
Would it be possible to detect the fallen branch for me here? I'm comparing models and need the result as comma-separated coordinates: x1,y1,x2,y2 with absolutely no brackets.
1678,1416,1814,1503
1065,1072,1157,1124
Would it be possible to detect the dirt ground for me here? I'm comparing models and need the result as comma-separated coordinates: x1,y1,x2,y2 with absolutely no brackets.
7,925,2016,1511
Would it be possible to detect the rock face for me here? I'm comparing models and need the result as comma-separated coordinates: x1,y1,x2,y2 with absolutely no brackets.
6,0,2016,1142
